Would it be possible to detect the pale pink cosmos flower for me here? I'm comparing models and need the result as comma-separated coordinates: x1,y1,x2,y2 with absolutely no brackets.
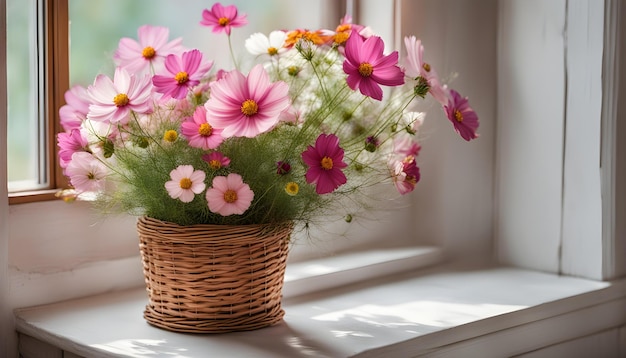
393,133,421,159
343,33,405,101
59,85,91,131
403,36,448,104
164,165,207,203
202,151,230,170
389,156,420,195
302,133,348,194
87,67,154,125
152,49,213,100
206,173,254,216
200,3,248,36
180,106,224,150
114,25,184,75
65,151,109,193
443,89,479,141
57,129,89,170
204,64,290,138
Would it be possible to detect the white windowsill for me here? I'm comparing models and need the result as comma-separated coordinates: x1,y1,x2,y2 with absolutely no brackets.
14,259,626,358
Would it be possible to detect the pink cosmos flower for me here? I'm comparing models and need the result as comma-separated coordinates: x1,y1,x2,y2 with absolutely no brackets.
404,36,448,104
59,85,90,131
65,152,108,193
343,33,404,101
164,165,207,203
393,133,421,159
443,89,479,141
180,106,224,150
202,152,230,170
206,173,254,216
114,25,184,75
302,133,348,194
389,156,421,195
200,3,248,36
204,64,290,138
57,129,89,169
87,67,153,125
152,49,213,100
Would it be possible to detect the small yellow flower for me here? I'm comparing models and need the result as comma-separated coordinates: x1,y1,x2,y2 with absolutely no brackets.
285,182,299,196
163,130,178,142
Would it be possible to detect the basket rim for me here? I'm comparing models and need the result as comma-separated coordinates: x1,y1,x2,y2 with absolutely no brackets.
138,215,293,230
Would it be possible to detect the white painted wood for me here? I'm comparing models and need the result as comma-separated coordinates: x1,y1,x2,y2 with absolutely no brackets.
14,267,621,358
560,0,604,280
19,334,63,358
514,329,619,358
609,0,626,279
495,0,566,273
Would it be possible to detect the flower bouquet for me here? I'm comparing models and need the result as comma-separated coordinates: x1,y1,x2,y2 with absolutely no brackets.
56,3,479,333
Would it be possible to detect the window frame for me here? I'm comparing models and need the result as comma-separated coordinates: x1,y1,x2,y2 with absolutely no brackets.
7,0,68,204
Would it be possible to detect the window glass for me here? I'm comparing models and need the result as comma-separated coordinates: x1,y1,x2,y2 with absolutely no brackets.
68,0,324,86
6,0,46,192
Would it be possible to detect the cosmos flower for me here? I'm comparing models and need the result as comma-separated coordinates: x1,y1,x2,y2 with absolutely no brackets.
59,85,90,131
403,36,448,104
205,173,254,216
200,3,247,35
443,89,479,141
245,31,287,57
114,25,184,74
180,106,224,150
87,67,153,125
389,156,420,195
202,151,231,170
204,64,290,138
302,133,347,194
343,33,405,101
152,49,213,100
164,165,207,203
65,152,109,193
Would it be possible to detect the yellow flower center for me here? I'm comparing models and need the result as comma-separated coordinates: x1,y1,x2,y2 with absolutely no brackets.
209,160,222,170
198,123,213,136
218,17,230,26
320,156,333,170
285,182,299,196
113,93,129,107
334,32,350,45
223,189,238,203
179,178,192,189
454,109,464,122
163,130,178,142
241,99,259,116
358,63,373,77
267,47,278,56
423,63,431,72
142,46,156,59
175,71,189,84
336,24,351,33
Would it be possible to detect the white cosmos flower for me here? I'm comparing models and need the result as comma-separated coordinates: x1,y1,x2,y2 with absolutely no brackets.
245,31,287,57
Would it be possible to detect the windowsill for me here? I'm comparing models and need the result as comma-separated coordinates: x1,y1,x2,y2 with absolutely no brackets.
14,262,626,357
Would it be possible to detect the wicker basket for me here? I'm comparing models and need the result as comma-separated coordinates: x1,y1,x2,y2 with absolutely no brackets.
136,216,292,333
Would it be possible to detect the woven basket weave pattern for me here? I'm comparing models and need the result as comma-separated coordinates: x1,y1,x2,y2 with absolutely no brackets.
137,216,292,333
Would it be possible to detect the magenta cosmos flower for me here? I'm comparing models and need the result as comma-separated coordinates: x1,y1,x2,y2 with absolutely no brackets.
343,33,404,101
57,129,89,170
204,64,290,138
114,25,184,74
202,151,230,170
152,49,213,100
87,67,153,125
59,85,90,131
65,152,109,193
443,89,479,141
205,173,254,216
180,106,224,150
302,133,348,194
404,36,448,104
200,3,247,35
164,165,207,203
